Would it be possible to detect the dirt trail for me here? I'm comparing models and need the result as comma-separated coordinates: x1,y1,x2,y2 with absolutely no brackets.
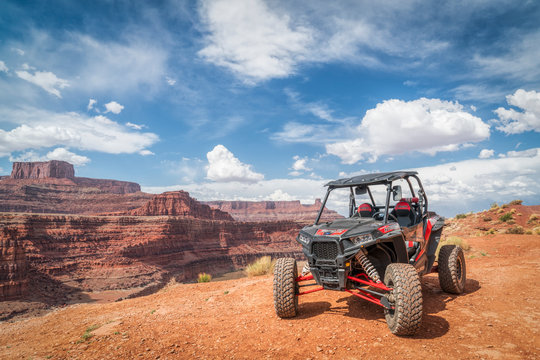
1,234,539,359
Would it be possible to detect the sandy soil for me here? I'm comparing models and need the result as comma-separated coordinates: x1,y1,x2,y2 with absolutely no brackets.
1,233,538,359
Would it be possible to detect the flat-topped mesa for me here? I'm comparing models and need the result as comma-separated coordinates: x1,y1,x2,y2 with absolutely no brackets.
129,191,234,220
11,160,74,179
203,199,343,223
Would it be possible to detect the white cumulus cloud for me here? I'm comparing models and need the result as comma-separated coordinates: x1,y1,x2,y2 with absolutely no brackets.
104,101,124,114
0,107,158,157
289,155,311,176
206,144,264,183
494,89,540,134
325,98,490,164
478,149,494,159
15,70,69,98
198,0,312,83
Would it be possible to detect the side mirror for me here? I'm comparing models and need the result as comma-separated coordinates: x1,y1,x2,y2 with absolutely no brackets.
392,185,402,201
355,186,367,195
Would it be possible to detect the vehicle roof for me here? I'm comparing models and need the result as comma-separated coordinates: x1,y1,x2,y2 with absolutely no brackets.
325,171,418,188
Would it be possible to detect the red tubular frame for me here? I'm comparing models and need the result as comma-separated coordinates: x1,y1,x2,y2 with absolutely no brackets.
295,273,393,308
346,275,392,292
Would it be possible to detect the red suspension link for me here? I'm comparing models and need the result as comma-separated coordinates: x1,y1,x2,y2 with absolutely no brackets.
347,275,392,292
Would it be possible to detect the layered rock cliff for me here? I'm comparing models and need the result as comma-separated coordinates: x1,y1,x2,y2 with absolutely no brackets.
0,213,302,297
128,191,233,220
203,199,343,223
0,228,28,300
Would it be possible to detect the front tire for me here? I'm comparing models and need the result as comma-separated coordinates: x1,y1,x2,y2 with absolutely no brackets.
273,258,298,318
438,245,466,294
384,263,423,336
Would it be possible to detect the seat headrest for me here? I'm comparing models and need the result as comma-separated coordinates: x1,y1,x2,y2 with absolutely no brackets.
394,201,411,216
358,203,373,217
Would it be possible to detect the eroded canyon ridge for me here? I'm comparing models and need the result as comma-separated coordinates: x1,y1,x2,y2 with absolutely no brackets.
0,161,341,312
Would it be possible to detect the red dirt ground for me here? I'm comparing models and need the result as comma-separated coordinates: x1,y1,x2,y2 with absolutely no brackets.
1,232,539,359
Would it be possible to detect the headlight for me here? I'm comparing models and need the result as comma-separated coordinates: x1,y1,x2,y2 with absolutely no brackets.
298,234,311,244
351,233,373,244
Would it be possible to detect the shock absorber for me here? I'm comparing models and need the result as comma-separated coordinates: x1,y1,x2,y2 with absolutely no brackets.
355,250,381,283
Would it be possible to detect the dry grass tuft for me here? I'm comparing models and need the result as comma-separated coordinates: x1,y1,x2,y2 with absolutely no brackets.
436,236,470,260
197,272,212,283
506,226,525,235
245,256,275,277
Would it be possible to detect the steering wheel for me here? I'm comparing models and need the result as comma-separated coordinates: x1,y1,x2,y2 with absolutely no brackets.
372,211,398,223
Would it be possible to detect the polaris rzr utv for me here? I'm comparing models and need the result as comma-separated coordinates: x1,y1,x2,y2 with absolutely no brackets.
273,171,466,336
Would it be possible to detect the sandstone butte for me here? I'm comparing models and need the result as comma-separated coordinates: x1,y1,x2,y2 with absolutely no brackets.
0,161,341,318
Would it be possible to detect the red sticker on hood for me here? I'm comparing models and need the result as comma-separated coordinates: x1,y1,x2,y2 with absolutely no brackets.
316,229,347,236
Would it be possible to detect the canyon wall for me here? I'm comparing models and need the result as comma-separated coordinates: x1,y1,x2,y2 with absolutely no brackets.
0,228,29,300
0,213,302,301
204,199,343,223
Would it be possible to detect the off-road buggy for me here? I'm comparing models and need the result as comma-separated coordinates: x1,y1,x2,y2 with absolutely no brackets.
273,171,466,335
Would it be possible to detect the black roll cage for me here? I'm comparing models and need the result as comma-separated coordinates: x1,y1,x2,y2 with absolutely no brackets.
314,171,428,225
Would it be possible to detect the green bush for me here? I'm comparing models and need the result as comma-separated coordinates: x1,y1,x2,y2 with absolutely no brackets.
499,213,513,222
527,214,539,224
245,256,275,277
508,199,523,205
490,202,498,209
197,273,212,283
455,213,468,219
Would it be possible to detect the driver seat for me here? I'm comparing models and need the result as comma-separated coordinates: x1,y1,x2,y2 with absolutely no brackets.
393,201,416,227
358,203,374,218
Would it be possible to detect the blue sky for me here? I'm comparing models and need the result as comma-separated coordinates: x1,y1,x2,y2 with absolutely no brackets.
1,0,539,216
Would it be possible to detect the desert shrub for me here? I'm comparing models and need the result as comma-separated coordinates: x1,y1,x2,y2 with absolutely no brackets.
506,226,524,235
455,213,468,219
436,236,470,260
509,208,516,214
525,230,533,235
499,213,513,222
501,204,508,209
497,208,505,214
527,214,539,224
483,217,492,222
487,228,497,235
245,256,275,277
78,325,99,343
508,199,523,205
490,202,498,209
533,227,540,235
197,273,212,283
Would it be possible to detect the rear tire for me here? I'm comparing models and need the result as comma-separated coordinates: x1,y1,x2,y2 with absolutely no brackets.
438,245,466,294
273,258,298,318
384,263,423,336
